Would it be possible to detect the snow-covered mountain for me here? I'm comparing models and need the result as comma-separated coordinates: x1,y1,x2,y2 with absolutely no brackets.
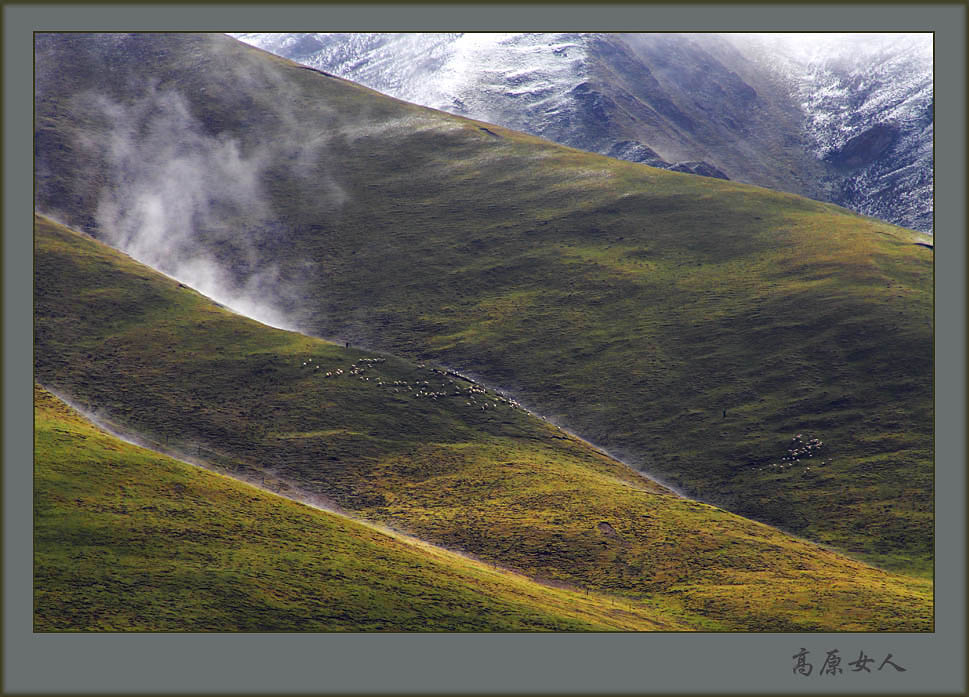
729,33,933,232
232,32,933,232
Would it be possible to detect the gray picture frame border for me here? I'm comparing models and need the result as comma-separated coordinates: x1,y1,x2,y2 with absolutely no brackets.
4,2,965,694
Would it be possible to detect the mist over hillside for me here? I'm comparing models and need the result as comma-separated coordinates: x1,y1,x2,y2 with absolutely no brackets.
233,32,933,232
35,33,351,330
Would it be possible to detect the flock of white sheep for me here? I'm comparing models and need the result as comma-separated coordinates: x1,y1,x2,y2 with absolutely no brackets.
299,354,523,413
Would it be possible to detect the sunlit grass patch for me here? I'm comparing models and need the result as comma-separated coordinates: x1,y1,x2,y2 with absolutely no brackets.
35,385,703,632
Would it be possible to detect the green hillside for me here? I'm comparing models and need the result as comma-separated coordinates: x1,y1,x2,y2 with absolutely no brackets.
35,215,931,631
36,384,700,632
34,33,933,576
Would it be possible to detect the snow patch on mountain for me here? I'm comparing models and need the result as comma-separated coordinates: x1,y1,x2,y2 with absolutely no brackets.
733,34,931,157
235,32,591,139
728,33,932,231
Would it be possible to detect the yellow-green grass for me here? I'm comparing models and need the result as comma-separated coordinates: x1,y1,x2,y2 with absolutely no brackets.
35,384,705,632
35,215,931,631
36,33,932,576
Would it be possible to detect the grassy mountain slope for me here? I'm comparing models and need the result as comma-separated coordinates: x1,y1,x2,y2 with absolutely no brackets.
34,33,932,575
36,384,697,632
35,214,931,631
